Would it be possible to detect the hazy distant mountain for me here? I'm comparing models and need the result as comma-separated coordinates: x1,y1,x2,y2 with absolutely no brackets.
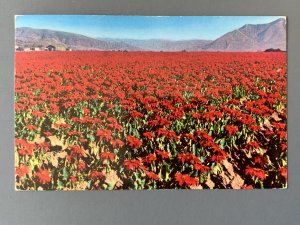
97,38,212,52
15,27,212,51
15,27,142,51
202,18,286,51
15,18,286,52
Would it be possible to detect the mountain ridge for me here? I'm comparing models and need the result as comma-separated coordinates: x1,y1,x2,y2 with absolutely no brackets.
15,18,286,52
202,18,286,51
15,27,142,51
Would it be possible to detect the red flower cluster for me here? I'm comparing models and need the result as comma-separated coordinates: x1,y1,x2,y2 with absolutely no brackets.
16,165,29,178
90,171,105,180
156,149,170,159
175,173,199,187
15,51,287,190
96,129,112,141
35,169,51,184
101,152,115,161
127,136,142,149
245,166,266,180
225,125,238,136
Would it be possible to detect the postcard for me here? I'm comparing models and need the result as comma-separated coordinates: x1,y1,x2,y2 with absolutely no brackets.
15,15,287,190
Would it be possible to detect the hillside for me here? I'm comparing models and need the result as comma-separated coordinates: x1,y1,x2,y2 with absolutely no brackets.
202,18,286,51
97,38,212,52
15,27,141,51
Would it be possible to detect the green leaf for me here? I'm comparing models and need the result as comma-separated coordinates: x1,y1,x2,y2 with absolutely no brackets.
220,138,226,150
192,144,196,154
63,168,69,180
57,180,64,190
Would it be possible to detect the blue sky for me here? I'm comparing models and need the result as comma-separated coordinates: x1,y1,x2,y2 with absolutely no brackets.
15,15,284,40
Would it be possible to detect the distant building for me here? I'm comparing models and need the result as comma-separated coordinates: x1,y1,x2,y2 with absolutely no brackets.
66,47,72,51
46,45,56,51
24,47,31,52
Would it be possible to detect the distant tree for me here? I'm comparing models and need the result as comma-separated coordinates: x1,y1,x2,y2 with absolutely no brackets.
264,48,284,52
16,47,24,51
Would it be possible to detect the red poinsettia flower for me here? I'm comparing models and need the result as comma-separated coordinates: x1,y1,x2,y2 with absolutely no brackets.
225,125,238,136
143,132,155,140
241,185,254,189
77,161,86,171
210,149,227,163
16,165,29,178
145,171,160,181
245,166,266,180
90,171,105,180
130,110,143,118
279,166,287,180
70,175,77,183
127,136,142,149
143,153,157,164
101,152,115,161
194,164,210,173
31,110,45,117
96,129,112,141
156,149,170,160
124,159,145,170
35,169,51,184
175,173,199,187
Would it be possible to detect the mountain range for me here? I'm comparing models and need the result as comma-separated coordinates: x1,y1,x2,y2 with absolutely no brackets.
15,18,286,52
15,27,142,51
96,38,212,52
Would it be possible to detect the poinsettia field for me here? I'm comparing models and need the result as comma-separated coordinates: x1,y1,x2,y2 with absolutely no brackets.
15,51,287,190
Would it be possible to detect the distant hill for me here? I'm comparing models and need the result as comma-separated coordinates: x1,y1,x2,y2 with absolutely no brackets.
97,38,212,52
15,18,286,52
202,18,286,52
15,27,142,51
15,27,211,52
